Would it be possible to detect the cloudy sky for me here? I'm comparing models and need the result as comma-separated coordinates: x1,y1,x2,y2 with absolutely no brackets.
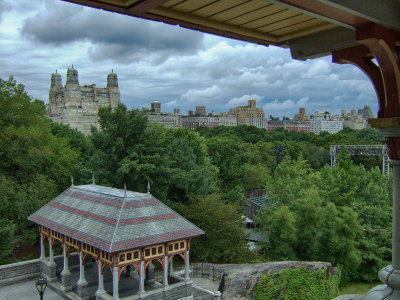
0,0,378,118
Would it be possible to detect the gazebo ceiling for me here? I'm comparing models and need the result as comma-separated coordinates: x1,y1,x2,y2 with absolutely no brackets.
62,0,400,59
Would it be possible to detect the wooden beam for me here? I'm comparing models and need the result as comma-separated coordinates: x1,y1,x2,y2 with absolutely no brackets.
317,0,400,32
127,0,171,14
266,0,354,29
288,27,357,60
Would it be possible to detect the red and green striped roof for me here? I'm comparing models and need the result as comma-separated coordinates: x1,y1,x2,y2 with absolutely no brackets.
28,184,204,252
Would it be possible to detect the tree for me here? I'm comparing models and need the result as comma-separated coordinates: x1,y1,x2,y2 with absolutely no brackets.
0,77,81,242
177,194,255,263
87,105,217,204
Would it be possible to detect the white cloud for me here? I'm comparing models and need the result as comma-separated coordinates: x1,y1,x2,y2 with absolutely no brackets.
227,94,263,107
0,0,379,118
180,85,221,103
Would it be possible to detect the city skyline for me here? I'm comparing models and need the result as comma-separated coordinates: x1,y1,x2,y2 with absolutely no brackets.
1,0,377,118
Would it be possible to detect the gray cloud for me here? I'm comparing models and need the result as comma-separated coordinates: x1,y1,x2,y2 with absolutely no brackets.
0,0,378,119
20,1,204,63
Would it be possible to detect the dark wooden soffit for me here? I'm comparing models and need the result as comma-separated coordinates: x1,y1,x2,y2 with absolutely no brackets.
61,0,400,60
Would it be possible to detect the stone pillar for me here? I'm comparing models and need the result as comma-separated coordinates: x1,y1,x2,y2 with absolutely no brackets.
39,232,45,260
77,252,88,300
163,255,169,290
139,261,146,298
61,244,72,292
113,266,119,300
185,251,190,282
46,237,57,282
95,261,105,300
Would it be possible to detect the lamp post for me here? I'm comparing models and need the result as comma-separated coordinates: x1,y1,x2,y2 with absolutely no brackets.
35,277,47,300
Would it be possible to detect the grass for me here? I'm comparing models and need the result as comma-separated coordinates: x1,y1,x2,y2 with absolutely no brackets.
339,282,381,295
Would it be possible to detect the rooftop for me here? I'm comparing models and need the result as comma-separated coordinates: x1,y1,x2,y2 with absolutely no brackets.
28,184,204,253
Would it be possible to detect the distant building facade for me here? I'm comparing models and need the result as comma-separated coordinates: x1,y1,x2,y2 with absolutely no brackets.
228,99,267,129
145,101,181,128
341,105,374,130
268,120,310,132
49,67,120,135
182,106,237,130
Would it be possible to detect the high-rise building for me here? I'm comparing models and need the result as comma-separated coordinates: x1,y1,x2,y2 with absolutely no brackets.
151,101,161,113
228,99,267,129
293,107,309,121
195,106,206,116
49,67,120,135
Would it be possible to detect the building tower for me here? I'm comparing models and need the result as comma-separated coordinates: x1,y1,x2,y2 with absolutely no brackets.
107,70,120,108
66,66,79,86
151,101,161,113
50,71,62,88
195,106,206,116
49,71,64,117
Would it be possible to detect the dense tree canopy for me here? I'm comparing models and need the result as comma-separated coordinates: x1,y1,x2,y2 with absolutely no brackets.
0,77,81,249
0,77,392,285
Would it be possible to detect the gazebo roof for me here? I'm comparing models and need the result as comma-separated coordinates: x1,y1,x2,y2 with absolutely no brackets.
28,184,204,253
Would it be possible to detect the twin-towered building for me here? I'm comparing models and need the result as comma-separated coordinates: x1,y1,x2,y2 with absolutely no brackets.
49,67,120,135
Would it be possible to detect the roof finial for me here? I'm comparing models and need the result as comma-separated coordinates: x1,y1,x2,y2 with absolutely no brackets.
71,175,74,186
92,174,95,185
147,181,150,194
124,182,127,197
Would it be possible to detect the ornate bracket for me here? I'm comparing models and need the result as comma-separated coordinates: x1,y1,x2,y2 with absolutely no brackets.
332,23,400,119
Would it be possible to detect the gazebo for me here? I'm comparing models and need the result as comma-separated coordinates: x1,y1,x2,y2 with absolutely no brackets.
28,182,204,300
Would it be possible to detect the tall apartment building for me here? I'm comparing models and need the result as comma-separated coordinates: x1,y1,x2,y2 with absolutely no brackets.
228,99,267,129
293,107,309,121
49,67,120,135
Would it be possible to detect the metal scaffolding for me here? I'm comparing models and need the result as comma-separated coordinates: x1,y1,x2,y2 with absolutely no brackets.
330,145,389,175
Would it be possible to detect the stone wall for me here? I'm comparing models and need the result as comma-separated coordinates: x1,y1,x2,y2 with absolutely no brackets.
0,253,80,287
0,259,41,286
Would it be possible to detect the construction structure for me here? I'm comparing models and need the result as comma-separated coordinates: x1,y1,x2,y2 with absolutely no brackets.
330,145,389,175
49,67,120,135
28,183,203,299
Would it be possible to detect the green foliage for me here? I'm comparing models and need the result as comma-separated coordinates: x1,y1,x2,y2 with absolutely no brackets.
177,194,256,263
257,156,363,282
0,77,81,242
87,105,217,203
254,267,340,300
0,219,17,264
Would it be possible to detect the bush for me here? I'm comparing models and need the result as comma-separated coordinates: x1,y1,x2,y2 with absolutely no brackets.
254,266,340,300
